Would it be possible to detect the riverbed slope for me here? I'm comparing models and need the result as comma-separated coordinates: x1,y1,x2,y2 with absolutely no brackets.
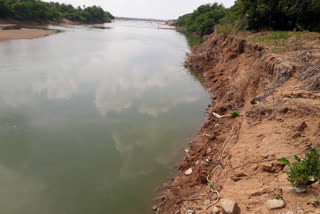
156,31,320,214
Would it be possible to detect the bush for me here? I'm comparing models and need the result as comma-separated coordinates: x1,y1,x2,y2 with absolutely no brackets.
230,111,239,118
278,147,320,189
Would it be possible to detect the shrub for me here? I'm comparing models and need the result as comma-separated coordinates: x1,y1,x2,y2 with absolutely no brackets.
278,147,320,189
230,111,239,118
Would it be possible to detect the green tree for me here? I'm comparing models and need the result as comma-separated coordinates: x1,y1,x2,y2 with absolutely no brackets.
0,0,114,23
0,0,11,18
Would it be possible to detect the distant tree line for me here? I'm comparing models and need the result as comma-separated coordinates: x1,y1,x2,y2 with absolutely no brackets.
0,0,114,23
175,0,320,36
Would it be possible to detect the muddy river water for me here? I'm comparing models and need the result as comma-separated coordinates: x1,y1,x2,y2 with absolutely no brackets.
0,21,210,214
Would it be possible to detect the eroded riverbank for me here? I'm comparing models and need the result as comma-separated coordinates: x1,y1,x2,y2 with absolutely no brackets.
156,31,320,214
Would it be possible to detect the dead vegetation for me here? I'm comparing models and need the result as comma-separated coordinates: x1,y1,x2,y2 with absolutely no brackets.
300,60,320,91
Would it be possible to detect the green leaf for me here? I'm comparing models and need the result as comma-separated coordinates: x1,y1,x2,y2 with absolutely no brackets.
294,155,302,162
278,158,290,165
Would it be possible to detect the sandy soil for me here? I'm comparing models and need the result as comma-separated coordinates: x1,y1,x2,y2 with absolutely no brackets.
0,24,15,28
155,32,320,213
0,28,56,42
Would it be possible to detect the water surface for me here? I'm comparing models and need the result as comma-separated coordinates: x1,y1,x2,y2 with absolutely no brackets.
0,21,210,214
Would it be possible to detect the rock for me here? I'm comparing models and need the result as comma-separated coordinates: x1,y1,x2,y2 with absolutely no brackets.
266,199,285,210
206,206,220,214
212,206,220,213
185,168,193,176
220,198,240,214
296,208,304,214
292,132,302,139
206,147,212,154
201,202,209,206
295,187,306,193
152,205,158,211
297,121,307,132
284,211,294,214
187,209,195,214
231,172,247,182
307,201,320,208
262,163,285,173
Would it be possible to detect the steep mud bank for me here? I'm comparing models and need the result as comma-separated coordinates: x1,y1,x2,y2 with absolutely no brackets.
155,32,320,213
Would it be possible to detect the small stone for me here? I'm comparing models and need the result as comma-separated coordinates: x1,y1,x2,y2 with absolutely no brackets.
292,132,302,139
206,147,212,154
212,206,220,213
201,202,209,206
284,211,294,214
152,205,157,211
187,209,195,214
295,187,306,193
185,168,193,176
266,199,285,210
297,121,307,132
262,163,285,173
220,198,240,214
296,208,304,214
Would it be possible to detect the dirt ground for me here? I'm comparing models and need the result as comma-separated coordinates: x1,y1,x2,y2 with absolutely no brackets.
155,31,320,214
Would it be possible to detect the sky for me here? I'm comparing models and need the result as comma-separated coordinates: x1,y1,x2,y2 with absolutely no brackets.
43,0,236,20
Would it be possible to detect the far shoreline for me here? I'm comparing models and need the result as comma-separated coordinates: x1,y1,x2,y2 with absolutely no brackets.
0,18,111,42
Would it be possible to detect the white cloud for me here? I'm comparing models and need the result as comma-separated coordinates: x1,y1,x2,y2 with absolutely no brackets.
138,95,200,117
32,72,78,100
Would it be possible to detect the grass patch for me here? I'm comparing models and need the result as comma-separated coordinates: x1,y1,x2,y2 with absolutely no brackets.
180,32,203,48
247,31,320,52
265,31,289,40
215,24,235,36
248,31,290,46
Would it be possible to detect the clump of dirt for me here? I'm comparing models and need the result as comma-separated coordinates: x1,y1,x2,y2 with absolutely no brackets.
155,31,320,214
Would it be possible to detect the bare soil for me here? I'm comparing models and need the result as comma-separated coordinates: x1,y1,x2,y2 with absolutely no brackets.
155,31,320,214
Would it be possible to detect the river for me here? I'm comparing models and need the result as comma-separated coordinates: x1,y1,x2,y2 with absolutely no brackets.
0,21,210,214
